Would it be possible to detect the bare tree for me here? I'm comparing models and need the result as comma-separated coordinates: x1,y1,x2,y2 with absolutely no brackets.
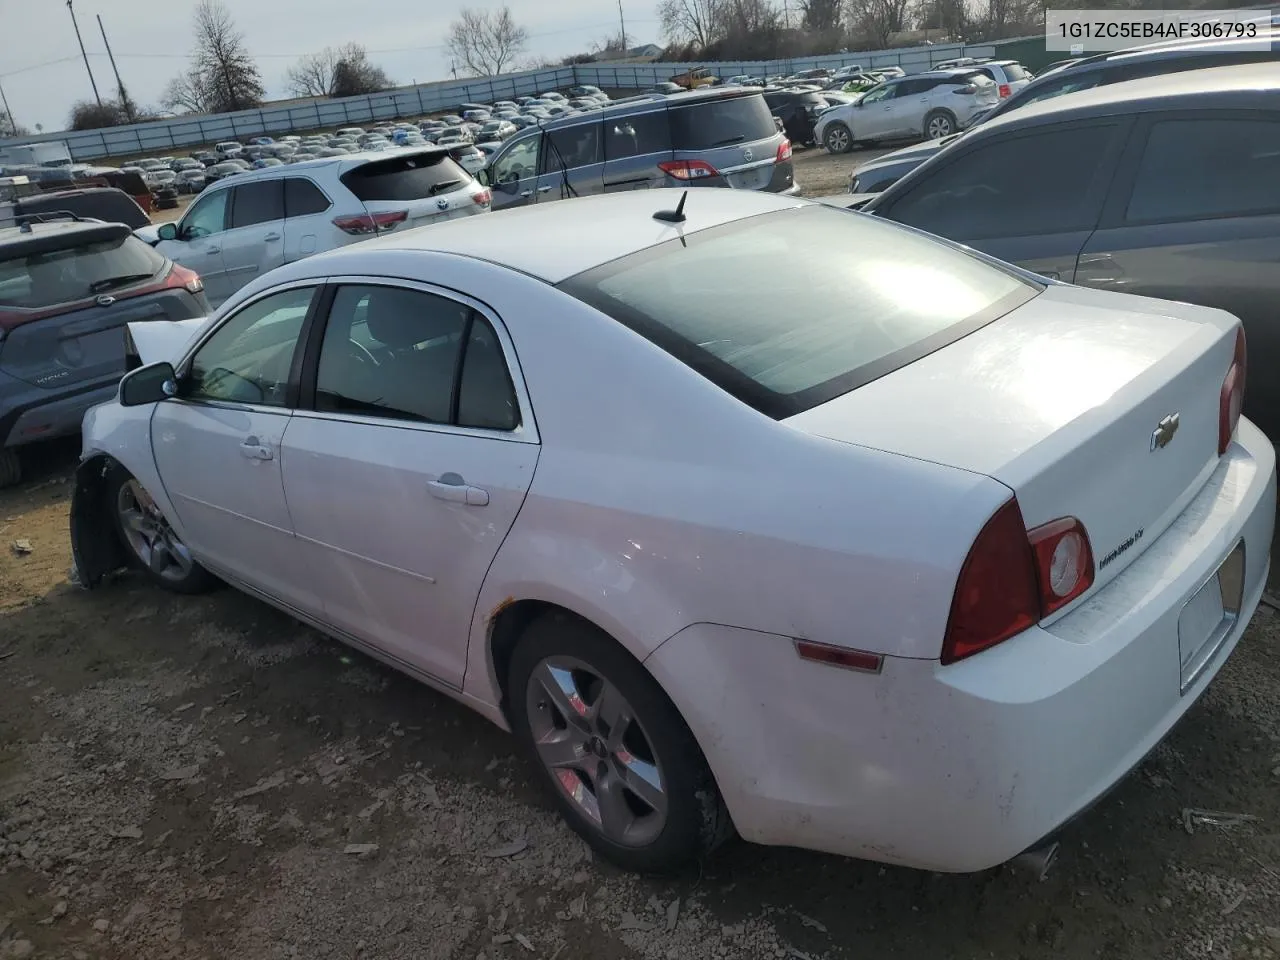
846,0,912,46
0,109,29,138
800,0,844,32
657,0,725,50
446,7,530,77
162,0,263,115
286,43,391,98
591,31,630,57
67,99,132,131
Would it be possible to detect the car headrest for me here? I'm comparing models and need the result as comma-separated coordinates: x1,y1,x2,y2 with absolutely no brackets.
364,287,469,348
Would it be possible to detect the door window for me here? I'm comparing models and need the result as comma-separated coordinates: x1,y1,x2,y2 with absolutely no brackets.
231,180,285,228
540,123,602,173
284,178,331,216
860,84,896,105
603,112,669,160
492,136,540,185
884,123,1120,240
185,286,314,406
180,189,229,239
314,284,520,430
1124,116,1280,223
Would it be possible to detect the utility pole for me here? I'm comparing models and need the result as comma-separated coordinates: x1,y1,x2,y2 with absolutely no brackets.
66,0,103,106
617,0,628,53
0,80,16,136
96,15,134,121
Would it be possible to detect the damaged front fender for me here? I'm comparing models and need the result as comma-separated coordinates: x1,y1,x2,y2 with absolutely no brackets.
70,456,126,589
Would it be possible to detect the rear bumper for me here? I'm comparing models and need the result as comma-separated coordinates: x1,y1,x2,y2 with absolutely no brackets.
645,419,1275,871
0,373,117,448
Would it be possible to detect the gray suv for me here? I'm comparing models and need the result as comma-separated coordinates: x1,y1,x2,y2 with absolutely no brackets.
861,63,1280,436
481,89,798,211
0,216,210,486
848,33,1280,194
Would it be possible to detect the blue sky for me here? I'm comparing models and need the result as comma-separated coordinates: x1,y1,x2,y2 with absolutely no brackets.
0,0,659,132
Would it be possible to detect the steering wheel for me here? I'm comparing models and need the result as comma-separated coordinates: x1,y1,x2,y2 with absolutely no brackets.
346,339,378,367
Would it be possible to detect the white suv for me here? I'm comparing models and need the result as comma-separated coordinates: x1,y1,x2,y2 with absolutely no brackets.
815,70,999,153
144,148,491,307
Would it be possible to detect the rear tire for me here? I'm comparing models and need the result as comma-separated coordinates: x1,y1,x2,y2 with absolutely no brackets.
508,611,732,874
106,465,216,594
824,122,853,154
0,448,20,489
924,109,957,140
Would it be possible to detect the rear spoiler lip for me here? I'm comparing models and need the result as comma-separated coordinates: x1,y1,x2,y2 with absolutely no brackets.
0,220,130,259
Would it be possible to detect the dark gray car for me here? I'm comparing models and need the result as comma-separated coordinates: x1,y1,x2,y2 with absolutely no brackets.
849,33,1280,194
482,89,798,211
861,62,1280,435
0,217,210,486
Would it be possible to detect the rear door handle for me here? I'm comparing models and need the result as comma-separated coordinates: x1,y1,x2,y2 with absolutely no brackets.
239,436,273,461
205,245,221,254
537,185,554,193
263,232,281,241
428,473,489,506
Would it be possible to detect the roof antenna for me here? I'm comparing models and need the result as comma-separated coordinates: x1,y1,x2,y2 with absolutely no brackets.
653,190,688,224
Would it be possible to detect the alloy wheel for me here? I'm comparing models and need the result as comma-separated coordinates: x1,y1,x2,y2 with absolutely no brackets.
826,126,851,153
525,657,668,847
927,114,954,139
116,480,195,583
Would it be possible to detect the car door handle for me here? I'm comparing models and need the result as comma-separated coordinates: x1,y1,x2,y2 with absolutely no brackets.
428,473,489,506
204,245,221,254
239,437,273,461
537,185,554,193
263,232,281,241
519,189,533,198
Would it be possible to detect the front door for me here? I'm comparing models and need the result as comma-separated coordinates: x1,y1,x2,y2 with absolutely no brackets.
488,134,544,211
851,84,901,139
158,187,232,302
151,284,318,611
281,281,538,687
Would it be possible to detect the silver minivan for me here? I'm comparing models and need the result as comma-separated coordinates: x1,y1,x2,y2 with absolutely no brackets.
481,89,798,211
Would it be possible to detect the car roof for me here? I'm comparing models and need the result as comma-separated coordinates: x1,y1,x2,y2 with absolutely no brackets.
294,189,808,284
537,87,766,131
979,61,1280,132
1067,29,1279,69
202,146,452,184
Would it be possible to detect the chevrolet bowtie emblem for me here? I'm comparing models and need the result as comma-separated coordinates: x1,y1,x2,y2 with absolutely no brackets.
1151,413,1180,451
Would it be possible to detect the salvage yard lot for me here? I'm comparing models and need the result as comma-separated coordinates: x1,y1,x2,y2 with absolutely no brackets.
3,446,1280,959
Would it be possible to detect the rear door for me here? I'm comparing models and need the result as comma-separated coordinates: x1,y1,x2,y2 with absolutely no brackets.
282,176,334,262
1078,109,1280,433
341,151,476,226
221,179,286,300
602,108,672,191
536,121,604,200
874,119,1131,282
669,95,783,191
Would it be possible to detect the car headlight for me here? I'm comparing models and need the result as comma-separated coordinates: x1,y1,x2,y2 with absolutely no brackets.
849,176,860,194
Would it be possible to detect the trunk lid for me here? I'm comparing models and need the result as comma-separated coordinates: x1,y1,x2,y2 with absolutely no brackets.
785,283,1239,600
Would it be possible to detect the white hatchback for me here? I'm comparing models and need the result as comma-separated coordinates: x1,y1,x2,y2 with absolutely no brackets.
145,148,491,307
75,190,1274,877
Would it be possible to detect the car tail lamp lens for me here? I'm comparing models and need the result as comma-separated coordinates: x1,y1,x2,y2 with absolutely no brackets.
473,187,492,207
942,499,1095,664
775,139,793,163
1219,326,1247,455
167,262,203,294
658,159,720,181
998,83,1012,97
332,210,409,235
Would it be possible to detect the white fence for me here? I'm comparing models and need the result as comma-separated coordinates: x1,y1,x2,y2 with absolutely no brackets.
0,42,997,162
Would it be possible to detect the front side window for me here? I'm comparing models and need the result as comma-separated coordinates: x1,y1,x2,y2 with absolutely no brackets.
559,205,1034,418
885,123,1120,240
492,136,540,185
181,189,229,239
860,84,896,104
186,286,314,406
1125,116,1280,223
231,179,284,228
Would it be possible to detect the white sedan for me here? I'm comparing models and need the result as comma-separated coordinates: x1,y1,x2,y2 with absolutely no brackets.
70,190,1275,876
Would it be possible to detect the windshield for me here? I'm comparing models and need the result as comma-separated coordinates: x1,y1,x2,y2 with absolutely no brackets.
558,205,1036,417
0,234,165,309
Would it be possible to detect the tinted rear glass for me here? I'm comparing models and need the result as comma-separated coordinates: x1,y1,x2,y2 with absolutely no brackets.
670,95,777,150
0,234,166,309
559,205,1035,417
341,153,468,201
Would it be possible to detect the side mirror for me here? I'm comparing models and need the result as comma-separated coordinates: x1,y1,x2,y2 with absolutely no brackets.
157,222,178,241
475,167,490,187
120,361,178,407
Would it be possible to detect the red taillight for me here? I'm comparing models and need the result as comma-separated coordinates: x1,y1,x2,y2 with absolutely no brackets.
167,262,204,295
942,499,1095,664
657,159,720,181
775,139,792,163
332,210,409,235
473,187,492,207
998,83,1012,98
1219,326,1247,455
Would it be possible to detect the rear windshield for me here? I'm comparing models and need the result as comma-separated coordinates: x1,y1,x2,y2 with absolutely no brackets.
340,153,469,201
558,205,1036,417
670,95,777,150
0,234,165,309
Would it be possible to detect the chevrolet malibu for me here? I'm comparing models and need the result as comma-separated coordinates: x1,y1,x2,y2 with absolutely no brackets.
69,190,1275,875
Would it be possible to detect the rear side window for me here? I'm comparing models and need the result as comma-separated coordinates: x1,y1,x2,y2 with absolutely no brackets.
1125,116,1280,223
559,205,1034,418
0,234,165,309
885,123,1120,240
604,111,672,160
541,123,602,173
341,153,468,202
284,178,331,217
670,96,777,150
231,180,284,228
1002,63,1030,81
